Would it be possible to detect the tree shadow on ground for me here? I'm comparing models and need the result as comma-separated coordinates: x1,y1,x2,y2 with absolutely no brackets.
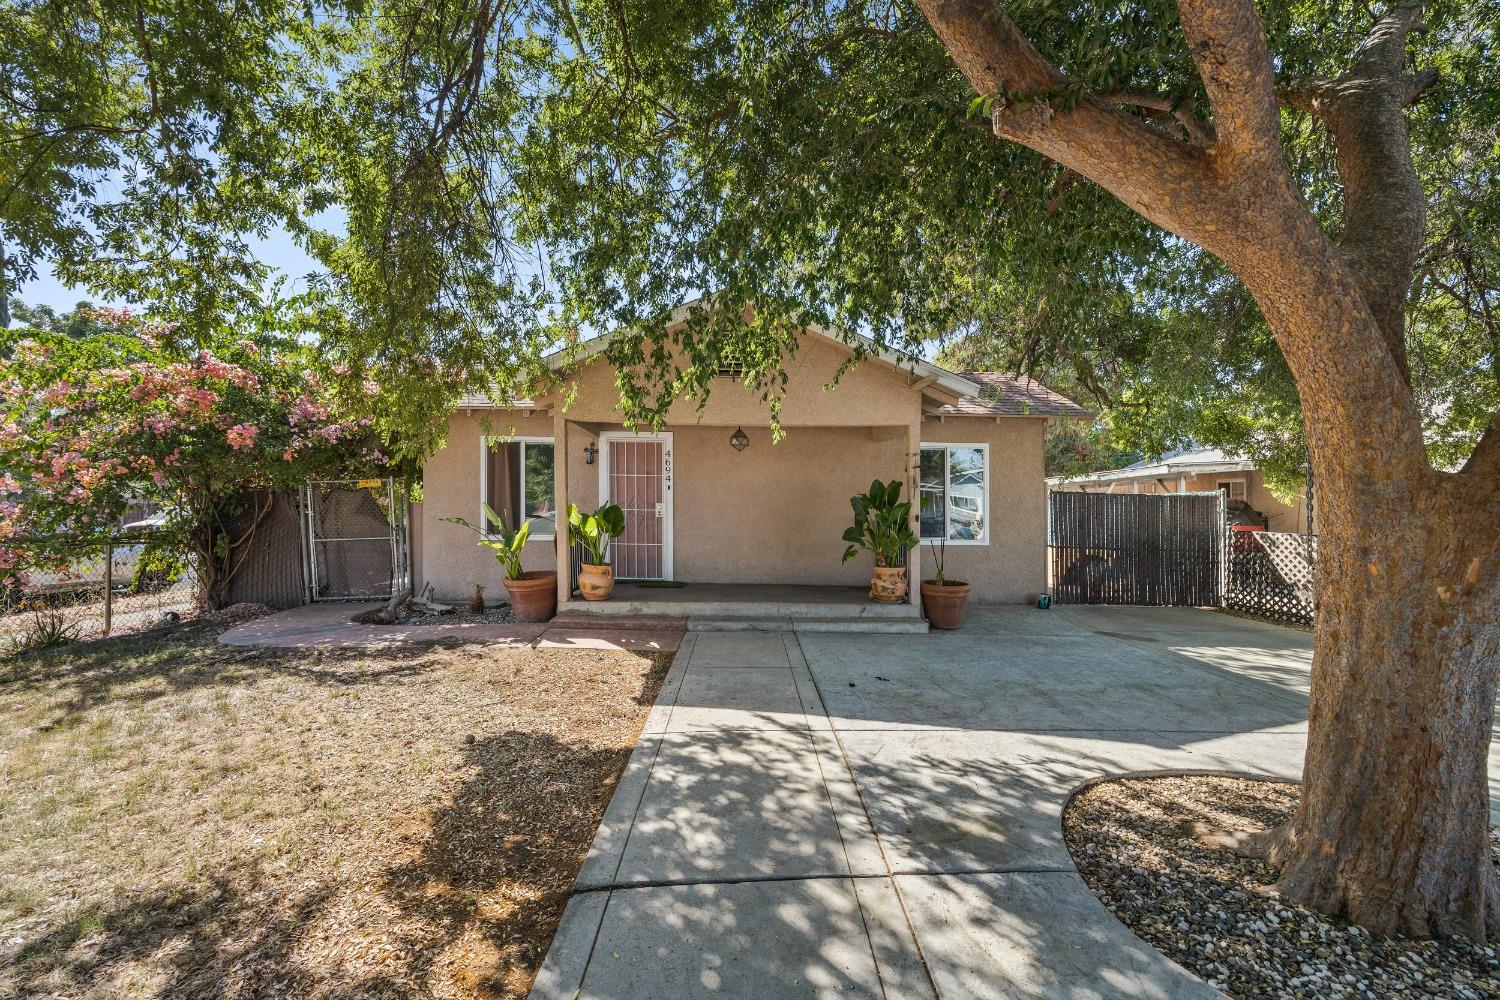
1,728,648,1000
0,618,460,733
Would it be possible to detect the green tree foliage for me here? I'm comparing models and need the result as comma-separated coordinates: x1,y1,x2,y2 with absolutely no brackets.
2,1,1495,471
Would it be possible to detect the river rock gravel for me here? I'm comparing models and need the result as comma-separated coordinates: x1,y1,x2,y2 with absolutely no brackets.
1064,775,1500,999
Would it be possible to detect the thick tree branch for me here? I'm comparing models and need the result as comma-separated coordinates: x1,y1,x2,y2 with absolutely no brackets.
912,0,1222,245
1175,0,1283,170
1463,412,1500,482
1275,3,1432,385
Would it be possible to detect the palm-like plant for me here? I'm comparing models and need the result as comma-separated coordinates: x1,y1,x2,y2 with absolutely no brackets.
442,503,531,580
841,479,917,568
568,502,625,564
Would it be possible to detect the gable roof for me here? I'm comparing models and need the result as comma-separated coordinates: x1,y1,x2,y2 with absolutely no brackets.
458,314,1086,419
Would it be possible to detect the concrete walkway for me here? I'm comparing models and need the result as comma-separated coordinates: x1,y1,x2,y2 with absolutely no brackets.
218,600,684,653
531,606,1500,999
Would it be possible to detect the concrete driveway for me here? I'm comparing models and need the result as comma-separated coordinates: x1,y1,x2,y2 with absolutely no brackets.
530,606,1498,999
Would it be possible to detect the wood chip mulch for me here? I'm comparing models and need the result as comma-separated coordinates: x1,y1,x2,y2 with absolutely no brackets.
1064,775,1500,1000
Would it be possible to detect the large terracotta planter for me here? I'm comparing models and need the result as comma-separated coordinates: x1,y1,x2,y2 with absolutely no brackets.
577,562,615,602
502,571,557,622
921,579,971,630
870,565,908,603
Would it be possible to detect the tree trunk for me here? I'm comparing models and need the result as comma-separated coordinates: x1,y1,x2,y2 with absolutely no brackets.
1228,225,1500,940
1279,474,1500,938
910,0,1500,938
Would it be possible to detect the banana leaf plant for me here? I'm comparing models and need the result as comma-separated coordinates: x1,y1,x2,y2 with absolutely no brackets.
841,479,917,568
568,502,626,564
442,503,530,580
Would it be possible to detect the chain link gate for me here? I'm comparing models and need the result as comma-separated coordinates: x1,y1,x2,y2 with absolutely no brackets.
301,478,410,602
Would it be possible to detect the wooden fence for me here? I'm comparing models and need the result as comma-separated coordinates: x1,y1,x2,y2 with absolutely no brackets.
1048,491,1225,607
1224,529,1317,627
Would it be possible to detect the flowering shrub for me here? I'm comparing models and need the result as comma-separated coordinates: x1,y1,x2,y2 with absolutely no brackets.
0,311,391,607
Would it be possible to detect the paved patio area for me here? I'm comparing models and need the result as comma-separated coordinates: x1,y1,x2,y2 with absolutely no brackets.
531,605,1500,999
218,600,685,652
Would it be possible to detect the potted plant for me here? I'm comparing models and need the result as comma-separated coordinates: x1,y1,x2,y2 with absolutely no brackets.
568,501,626,601
841,479,917,603
920,534,971,629
441,504,557,621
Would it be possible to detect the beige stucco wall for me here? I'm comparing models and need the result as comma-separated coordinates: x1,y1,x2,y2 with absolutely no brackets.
418,409,560,603
556,332,924,428
921,415,1049,604
416,343,1053,605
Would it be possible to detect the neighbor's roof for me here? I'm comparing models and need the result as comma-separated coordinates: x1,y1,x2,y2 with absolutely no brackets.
1047,447,1256,486
932,372,1090,419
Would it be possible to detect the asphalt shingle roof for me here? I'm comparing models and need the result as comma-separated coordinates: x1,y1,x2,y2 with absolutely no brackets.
938,372,1090,418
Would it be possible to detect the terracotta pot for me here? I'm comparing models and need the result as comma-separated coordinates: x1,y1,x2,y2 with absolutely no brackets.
502,571,557,622
577,562,615,602
869,565,908,603
921,579,972,630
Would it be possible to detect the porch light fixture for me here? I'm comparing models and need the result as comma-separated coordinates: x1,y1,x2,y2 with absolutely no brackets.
584,442,598,465
730,427,749,452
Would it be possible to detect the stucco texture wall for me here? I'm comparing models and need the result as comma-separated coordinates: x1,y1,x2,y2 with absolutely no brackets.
920,416,1048,604
417,409,560,603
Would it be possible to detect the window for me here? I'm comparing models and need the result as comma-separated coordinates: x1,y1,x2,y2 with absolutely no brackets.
919,444,989,543
482,437,555,537
1218,479,1247,501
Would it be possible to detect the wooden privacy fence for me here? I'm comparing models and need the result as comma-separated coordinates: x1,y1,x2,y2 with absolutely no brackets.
1048,491,1225,607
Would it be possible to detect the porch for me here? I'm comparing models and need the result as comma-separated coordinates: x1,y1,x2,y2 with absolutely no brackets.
559,582,928,633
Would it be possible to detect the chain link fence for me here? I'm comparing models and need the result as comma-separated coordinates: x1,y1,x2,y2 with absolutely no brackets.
1,538,198,649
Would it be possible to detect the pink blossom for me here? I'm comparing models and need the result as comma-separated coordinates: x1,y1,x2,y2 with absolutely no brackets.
144,414,176,434
226,423,260,450
0,473,17,495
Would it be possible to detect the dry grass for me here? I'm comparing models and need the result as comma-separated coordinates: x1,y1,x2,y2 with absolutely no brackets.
0,618,672,999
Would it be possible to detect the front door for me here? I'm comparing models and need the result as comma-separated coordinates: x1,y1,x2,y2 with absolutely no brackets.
600,433,673,580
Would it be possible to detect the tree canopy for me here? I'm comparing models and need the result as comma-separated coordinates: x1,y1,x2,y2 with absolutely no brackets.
4,1,1494,466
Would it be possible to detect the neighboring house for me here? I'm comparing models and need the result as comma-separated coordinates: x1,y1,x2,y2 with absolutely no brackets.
416,320,1086,607
1047,447,1310,533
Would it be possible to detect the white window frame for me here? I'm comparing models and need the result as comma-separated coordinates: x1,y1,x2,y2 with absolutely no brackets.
919,442,990,546
1217,479,1247,501
480,435,556,539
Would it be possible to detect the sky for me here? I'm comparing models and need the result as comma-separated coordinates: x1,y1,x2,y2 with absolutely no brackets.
16,227,329,315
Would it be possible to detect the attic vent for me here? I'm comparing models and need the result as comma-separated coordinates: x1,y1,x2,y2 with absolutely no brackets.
716,358,745,379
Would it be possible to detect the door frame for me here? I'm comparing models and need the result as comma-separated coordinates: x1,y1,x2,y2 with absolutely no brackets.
598,431,674,580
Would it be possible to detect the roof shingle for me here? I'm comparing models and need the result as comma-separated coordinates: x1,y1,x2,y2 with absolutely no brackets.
936,372,1089,418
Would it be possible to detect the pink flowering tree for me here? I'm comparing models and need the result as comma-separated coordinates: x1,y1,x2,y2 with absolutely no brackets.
0,309,392,608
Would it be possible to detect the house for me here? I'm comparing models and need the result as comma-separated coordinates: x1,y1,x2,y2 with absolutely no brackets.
415,319,1086,612
1047,447,1309,533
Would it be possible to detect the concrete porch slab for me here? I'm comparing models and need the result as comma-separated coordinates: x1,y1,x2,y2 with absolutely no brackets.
561,582,923,620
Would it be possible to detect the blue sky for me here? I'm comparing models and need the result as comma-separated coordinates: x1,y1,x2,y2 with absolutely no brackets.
18,228,328,314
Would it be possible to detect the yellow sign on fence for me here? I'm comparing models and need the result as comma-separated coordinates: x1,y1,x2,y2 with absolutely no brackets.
356,478,384,489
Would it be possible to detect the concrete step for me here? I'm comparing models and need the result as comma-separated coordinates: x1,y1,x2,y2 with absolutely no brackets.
687,615,929,634
560,598,923,619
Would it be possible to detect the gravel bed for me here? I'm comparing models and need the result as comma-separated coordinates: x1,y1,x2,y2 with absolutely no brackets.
395,603,520,626
1064,775,1500,999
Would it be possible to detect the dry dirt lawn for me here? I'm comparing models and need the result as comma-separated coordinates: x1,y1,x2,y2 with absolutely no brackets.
0,615,671,999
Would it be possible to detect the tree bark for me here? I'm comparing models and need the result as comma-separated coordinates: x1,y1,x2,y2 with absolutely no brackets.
914,0,1500,938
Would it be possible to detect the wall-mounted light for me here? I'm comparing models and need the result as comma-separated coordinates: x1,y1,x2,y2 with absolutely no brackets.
730,427,749,452
584,442,598,465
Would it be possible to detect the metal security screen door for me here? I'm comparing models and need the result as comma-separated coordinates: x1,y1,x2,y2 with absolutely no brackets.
601,434,673,580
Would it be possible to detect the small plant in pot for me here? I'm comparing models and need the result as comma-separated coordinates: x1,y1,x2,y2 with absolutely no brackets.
441,504,558,622
920,535,971,629
569,502,626,601
842,479,917,603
